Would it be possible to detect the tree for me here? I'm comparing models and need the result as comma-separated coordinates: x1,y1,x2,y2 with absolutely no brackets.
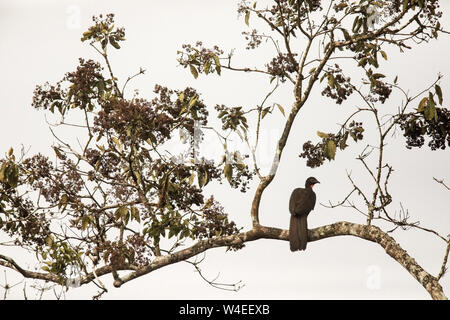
0,1,449,300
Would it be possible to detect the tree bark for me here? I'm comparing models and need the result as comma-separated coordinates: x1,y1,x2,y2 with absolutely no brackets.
1,221,446,299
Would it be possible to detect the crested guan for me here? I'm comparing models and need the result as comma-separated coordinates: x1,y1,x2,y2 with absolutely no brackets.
289,177,320,251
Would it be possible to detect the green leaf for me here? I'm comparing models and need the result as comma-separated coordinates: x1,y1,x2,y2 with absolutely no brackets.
59,194,69,212
130,207,140,223
213,55,221,75
358,57,368,67
245,10,250,26
372,73,386,80
101,38,108,49
224,163,233,184
201,170,208,187
6,163,18,188
190,65,199,79
327,74,336,88
339,132,349,150
204,60,211,74
53,147,64,160
189,95,198,107
178,92,185,102
403,0,409,11
81,216,90,230
115,206,129,221
424,94,438,122
417,97,428,112
324,140,337,160
317,131,329,139
0,162,6,183
189,172,195,186
435,84,443,105
341,28,351,41
45,235,54,247
111,137,122,152
197,169,208,188
109,37,120,49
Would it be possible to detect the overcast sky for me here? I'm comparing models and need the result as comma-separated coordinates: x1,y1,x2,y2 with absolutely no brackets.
0,0,449,299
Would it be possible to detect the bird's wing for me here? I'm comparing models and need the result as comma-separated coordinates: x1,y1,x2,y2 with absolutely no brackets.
289,188,312,216
310,191,316,210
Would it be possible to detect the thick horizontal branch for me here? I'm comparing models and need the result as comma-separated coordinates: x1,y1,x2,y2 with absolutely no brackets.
0,254,63,284
113,221,446,300
0,221,446,299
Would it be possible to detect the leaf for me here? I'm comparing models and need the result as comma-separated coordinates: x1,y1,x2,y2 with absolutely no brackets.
417,97,428,112
435,84,443,105
213,55,221,75
197,169,208,188
224,163,233,184
341,28,351,41
101,38,108,49
41,266,50,272
0,162,6,183
111,137,122,152
403,0,409,11
339,132,349,150
277,104,285,117
115,206,129,221
380,50,388,60
81,216,90,230
204,60,211,74
8,147,13,156
358,57,368,67
245,10,250,26
53,147,64,160
109,37,120,49
189,95,198,107
424,94,438,122
45,235,54,247
372,73,385,80
327,74,336,88
317,131,329,139
6,164,18,188
190,65,199,79
261,107,270,119
178,92,185,102
130,207,140,223
59,194,69,212
189,172,195,186
325,140,337,160
394,75,398,84
201,170,208,187
147,132,157,145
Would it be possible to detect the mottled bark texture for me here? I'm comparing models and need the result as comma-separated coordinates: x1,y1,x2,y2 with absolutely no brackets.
105,222,448,300
3,222,444,299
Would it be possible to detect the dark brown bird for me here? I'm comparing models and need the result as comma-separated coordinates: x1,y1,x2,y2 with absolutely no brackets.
289,177,320,251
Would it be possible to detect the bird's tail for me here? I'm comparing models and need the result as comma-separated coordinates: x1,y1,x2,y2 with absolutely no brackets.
289,215,308,251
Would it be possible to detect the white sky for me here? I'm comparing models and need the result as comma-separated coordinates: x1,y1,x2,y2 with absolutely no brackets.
0,0,449,299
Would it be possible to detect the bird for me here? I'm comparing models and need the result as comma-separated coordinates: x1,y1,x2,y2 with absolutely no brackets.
289,177,320,251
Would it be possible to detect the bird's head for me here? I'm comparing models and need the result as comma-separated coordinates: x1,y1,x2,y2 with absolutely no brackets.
305,176,320,188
